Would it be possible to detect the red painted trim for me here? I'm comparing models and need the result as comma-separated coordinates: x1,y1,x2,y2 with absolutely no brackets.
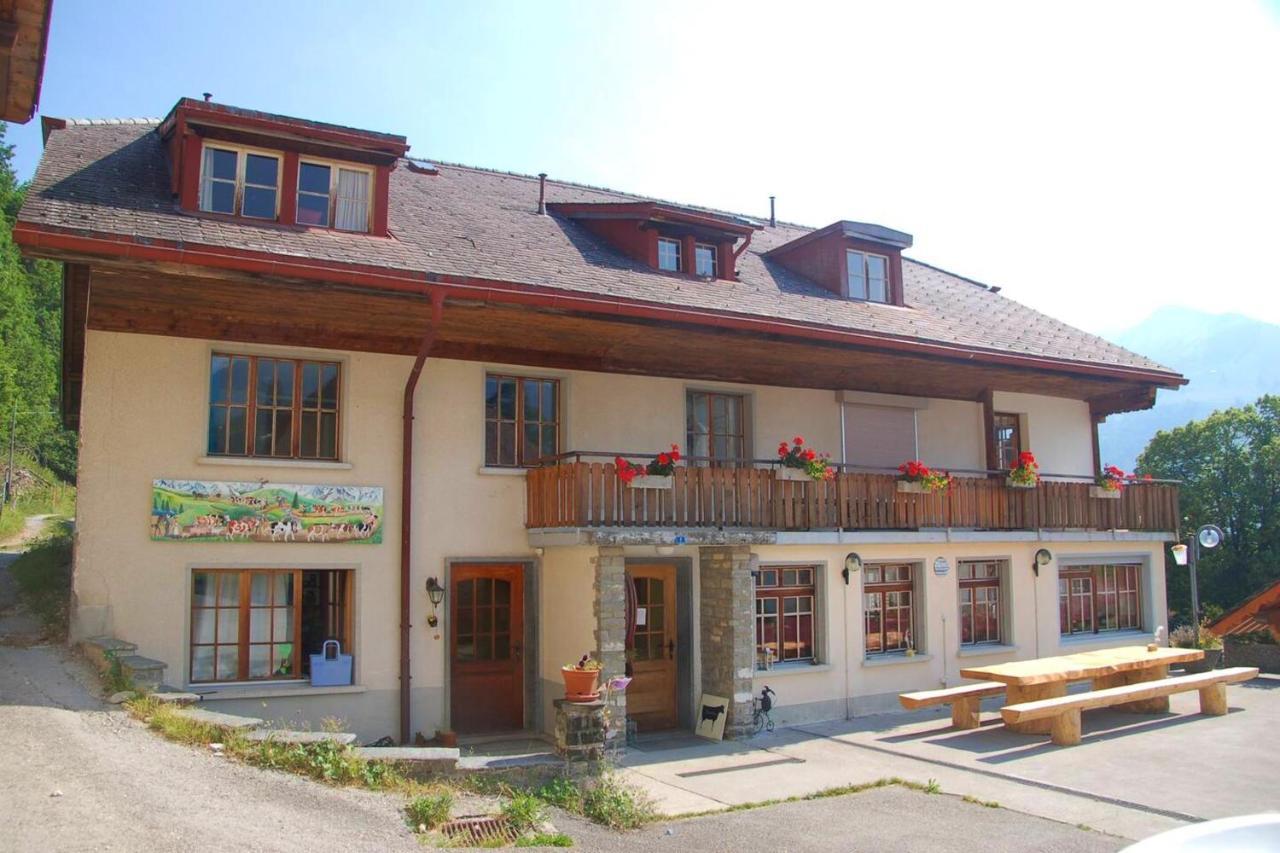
175,100,409,156
280,151,300,226
179,133,202,209
373,165,391,237
11,222,1187,387
548,200,759,236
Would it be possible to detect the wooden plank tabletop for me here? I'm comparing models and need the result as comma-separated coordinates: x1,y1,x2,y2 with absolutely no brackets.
959,645,1203,686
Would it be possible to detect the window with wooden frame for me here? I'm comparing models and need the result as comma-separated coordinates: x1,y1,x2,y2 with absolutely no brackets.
993,412,1022,471
199,143,281,220
755,566,817,668
864,563,916,655
1059,563,1141,636
959,559,1005,646
657,237,682,272
296,159,374,233
685,390,746,465
207,354,341,460
694,242,718,278
189,568,353,683
484,374,560,467
846,249,890,303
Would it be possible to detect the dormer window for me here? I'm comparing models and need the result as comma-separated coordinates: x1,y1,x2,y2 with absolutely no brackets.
695,243,718,278
199,145,280,219
297,160,373,233
658,237,682,272
847,249,889,303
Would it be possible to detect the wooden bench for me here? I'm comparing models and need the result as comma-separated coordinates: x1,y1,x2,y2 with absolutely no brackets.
1000,666,1259,746
899,681,1006,729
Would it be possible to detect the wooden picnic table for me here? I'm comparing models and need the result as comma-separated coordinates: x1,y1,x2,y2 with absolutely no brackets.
960,645,1204,734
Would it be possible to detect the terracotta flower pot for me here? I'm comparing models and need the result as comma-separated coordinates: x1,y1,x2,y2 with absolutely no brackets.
561,666,601,702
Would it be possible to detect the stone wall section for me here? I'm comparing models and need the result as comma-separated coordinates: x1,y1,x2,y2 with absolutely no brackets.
699,545,755,738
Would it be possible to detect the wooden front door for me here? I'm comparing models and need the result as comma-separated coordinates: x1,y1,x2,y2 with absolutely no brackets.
450,564,524,734
626,563,678,731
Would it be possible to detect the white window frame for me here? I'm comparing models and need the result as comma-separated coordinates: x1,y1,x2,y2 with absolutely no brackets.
657,237,682,272
694,242,718,278
198,142,282,220
846,249,890,303
295,158,375,233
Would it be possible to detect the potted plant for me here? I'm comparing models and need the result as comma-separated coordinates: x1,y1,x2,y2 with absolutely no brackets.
1006,451,1039,489
776,436,836,482
1171,624,1224,673
1090,464,1128,499
616,444,681,489
896,460,952,494
561,652,603,701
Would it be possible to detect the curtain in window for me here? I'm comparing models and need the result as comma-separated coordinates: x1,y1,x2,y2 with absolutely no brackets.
334,169,370,232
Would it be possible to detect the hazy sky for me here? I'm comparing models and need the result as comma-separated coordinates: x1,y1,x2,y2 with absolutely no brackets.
12,1,1279,336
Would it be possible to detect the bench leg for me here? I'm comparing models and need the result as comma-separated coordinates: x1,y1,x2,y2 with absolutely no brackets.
1098,666,1170,714
1050,708,1082,746
951,697,981,730
1199,683,1228,716
1005,683,1067,734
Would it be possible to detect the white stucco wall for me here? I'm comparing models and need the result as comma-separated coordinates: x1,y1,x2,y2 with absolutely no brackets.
73,329,1164,740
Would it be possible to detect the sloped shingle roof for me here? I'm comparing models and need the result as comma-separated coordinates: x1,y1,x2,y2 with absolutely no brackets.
18,119,1179,380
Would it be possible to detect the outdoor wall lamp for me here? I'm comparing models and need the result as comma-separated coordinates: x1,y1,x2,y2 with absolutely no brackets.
1033,548,1053,577
425,577,445,628
842,552,863,585
1172,524,1223,631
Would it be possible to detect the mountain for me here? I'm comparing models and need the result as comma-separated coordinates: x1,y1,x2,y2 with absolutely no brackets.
1098,307,1280,470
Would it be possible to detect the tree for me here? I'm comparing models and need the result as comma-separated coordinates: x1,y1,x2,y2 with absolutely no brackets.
0,121,76,481
1137,396,1280,621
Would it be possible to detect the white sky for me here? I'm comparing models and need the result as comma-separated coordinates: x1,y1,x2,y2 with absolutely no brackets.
540,0,1280,335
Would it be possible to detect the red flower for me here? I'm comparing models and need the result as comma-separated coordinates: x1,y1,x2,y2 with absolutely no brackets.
805,449,816,461
657,453,670,466
793,436,804,446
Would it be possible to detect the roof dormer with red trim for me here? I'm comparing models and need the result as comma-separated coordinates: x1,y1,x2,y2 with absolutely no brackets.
765,221,913,306
547,200,761,281
158,98,409,237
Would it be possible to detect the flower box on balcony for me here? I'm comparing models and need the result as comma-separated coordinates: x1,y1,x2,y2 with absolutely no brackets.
896,481,930,494
775,468,810,482
1089,486,1122,500
627,475,673,490
1006,477,1037,490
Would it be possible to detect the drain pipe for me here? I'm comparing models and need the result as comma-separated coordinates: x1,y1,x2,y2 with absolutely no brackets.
400,289,445,744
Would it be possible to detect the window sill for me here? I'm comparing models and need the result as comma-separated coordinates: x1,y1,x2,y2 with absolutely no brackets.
477,467,528,477
192,683,367,701
956,644,1019,658
754,663,833,678
862,653,932,668
196,456,353,471
1058,629,1150,648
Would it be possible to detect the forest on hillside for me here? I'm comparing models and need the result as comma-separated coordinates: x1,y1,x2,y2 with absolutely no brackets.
0,122,76,484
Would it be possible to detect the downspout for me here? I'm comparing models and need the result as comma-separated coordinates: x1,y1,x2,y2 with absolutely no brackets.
400,290,445,744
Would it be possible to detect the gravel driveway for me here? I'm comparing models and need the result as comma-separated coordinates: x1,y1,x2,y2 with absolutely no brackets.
0,644,421,853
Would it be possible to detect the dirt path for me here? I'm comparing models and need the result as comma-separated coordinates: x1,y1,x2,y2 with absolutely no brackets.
0,512,54,552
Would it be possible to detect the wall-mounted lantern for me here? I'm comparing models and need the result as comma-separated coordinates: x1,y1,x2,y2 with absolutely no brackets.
842,552,863,585
425,576,445,628
1033,548,1053,577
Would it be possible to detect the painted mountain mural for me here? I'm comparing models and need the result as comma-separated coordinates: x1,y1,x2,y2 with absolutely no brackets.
151,479,384,543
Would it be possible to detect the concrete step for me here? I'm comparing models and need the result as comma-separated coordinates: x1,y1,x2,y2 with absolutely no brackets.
245,730,358,746
151,691,201,705
80,637,138,672
172,707,264,730
117,655,166,690
354,746,459,771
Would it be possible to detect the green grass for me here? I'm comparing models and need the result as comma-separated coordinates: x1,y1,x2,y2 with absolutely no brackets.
405,790,454,832
0,472,74,544
501,792,548,832
515,832,572,847
7,520,74,638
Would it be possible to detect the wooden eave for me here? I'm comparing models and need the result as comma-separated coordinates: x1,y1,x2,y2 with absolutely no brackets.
0,0,52,123
548,201,760,237
157,99,409,158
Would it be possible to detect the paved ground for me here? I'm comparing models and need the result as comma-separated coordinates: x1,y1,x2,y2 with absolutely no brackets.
560,786,1121,852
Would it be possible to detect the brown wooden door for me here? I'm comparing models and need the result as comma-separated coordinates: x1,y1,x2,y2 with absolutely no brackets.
626,563,678,731
450,564,524,734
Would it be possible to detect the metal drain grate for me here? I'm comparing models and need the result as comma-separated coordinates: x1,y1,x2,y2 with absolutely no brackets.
439,815,517,846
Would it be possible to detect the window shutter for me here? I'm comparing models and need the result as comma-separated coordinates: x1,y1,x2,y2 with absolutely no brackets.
843,404,917,469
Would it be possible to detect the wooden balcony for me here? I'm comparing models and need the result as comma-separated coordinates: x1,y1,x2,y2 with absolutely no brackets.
526,455,1179,534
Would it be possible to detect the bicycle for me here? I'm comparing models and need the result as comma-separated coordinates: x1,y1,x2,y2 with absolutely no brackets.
752,685,776,734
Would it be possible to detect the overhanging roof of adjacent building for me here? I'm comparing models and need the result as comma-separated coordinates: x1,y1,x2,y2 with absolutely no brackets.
15,113,1187,396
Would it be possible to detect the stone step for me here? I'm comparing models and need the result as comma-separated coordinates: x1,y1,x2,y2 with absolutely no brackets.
172,707,264,730
151,691,201,705
354,746,459,771
245,730,358,746
80,636,138,672
117,655,166,690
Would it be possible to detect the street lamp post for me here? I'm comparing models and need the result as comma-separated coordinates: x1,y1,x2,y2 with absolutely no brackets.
1170,524,1224,641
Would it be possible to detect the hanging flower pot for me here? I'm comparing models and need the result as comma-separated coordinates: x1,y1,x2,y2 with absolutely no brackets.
775,467,810,482
1089,486,1122,500
617,446,680,490
628,475,673,490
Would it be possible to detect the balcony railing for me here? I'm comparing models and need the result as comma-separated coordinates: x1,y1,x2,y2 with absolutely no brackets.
525,452,1180,533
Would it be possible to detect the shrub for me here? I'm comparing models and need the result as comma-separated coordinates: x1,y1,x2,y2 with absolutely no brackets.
515,832,572,847
1170,624,1223,650
405,790,454,831
501,792,547,832
535,777,583,812
580,775,655,829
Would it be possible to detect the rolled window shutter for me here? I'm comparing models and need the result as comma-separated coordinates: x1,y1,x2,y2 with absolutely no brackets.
843,404,917,469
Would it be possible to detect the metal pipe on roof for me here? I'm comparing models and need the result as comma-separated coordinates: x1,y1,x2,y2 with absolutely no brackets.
537,173,548,215
400,289,445,745
769,196,776,227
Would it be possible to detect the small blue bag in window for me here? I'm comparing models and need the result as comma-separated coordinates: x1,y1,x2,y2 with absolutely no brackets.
310,640,353,687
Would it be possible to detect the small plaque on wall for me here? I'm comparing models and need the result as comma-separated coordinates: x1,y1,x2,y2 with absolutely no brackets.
933,557,950,576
